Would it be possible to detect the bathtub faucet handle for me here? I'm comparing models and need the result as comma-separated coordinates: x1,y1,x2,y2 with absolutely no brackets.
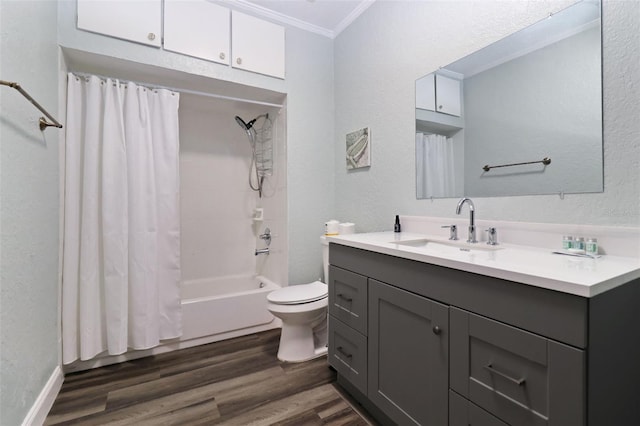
259,228,271,246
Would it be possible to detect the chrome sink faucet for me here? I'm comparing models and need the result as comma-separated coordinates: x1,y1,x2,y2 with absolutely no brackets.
455,197,477,243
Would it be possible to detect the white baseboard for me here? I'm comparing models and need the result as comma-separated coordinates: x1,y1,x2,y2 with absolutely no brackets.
22,366,64,426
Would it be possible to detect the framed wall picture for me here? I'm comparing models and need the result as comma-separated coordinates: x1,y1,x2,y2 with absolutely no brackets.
346,127,370,169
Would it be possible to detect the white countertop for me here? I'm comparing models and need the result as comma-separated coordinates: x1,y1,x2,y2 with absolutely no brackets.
327,232,640,298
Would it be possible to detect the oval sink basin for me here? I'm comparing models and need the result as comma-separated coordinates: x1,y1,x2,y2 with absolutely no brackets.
391,238,503,252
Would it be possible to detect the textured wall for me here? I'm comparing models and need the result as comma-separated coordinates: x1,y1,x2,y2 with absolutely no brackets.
0,1,60,424
334,0,639,231
57,1,335,285
179,96,287,284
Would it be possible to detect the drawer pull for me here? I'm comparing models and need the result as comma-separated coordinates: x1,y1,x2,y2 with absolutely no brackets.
432,325,441,335
484,364,526,386
337,293,353,302
337,346,353,359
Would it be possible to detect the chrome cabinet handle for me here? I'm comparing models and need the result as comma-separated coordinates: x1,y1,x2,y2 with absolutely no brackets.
432,325,441,335
337,293,353,302
148,33,156,41
484,363,526,386
236,57,243,65
337,346,353,359
219,52,226,60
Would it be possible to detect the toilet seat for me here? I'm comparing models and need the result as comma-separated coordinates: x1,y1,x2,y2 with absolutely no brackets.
267,281,328,305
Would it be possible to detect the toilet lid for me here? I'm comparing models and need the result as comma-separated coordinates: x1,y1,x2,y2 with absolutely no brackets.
267,281,328,305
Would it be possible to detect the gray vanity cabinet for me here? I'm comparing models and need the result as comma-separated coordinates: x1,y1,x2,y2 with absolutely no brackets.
328,242,640,426
368,279,449,425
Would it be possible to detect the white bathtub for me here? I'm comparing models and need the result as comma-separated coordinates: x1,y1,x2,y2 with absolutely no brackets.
180,274,280,341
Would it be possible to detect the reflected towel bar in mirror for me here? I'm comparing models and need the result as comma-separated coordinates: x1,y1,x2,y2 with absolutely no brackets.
0,80,63,130
482,157,551,172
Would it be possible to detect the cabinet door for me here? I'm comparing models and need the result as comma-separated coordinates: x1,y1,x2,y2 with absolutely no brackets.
164,0,230,64
416,73,436,111
232,11,285,79
435,74,461,116
368,279,449,425
77,0,161,47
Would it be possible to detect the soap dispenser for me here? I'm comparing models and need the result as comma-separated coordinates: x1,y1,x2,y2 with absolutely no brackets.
394,215,401,233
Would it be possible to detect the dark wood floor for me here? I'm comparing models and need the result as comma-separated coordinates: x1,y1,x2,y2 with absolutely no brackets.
45,329,375,425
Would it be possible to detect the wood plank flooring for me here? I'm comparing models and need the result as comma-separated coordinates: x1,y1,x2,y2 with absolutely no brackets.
45,329,376,425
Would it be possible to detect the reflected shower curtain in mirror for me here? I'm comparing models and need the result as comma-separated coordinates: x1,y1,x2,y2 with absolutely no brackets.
416,133,455,198
62,74,182,364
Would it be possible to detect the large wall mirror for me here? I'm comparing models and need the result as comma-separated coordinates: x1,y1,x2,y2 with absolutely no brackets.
415,0,602,199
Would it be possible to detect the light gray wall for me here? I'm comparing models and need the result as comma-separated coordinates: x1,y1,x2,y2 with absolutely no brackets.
334,0,639,230
0,1,61,424
464,26,602,196
57,0,335,284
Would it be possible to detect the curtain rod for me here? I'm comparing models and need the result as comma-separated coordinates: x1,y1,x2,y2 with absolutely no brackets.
1,80,63,130
70,73,284,109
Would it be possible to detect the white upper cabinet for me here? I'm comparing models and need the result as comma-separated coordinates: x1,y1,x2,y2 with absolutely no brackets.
435,74,461,117
415,74,436,112
77,0,162,47
76,1,286,79
232,11,285,79
164,0,230,65
415,73,462,117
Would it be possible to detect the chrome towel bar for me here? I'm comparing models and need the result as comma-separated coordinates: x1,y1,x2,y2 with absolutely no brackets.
482,157,551,172
1,79,63,130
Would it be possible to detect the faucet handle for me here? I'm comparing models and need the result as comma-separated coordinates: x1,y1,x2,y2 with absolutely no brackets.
485,227,498,245
442,224,458,240
259,228,271,246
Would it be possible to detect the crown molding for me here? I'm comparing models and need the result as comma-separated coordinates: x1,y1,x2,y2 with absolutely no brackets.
220,0,375,39
333,0,375,38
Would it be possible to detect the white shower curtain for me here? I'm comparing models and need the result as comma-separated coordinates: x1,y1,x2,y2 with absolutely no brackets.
416,132,456,198
62,74,182,364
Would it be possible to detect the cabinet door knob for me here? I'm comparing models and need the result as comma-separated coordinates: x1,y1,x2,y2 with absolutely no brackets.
219,52,226,60
438,105,443,110
432,325,441,335
148,32,156,41
236,57,243,65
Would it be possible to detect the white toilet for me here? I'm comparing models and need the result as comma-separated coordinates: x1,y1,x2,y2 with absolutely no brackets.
267,237,330,362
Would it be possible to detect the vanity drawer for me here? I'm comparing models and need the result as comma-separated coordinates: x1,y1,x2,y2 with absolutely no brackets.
328,265,367,335
450,390,509,426
450,307,585,426
328,315,367,395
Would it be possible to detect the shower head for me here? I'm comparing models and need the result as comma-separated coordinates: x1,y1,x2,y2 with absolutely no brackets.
235,115,251,131
235,114,268,132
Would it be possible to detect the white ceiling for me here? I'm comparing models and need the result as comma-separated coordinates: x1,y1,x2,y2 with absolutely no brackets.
232,0,375,38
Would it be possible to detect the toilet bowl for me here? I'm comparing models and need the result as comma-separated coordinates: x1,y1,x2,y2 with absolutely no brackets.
266,236,330,362
267,281,328,362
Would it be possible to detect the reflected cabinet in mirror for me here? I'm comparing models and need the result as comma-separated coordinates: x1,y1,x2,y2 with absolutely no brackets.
415,0,602,199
